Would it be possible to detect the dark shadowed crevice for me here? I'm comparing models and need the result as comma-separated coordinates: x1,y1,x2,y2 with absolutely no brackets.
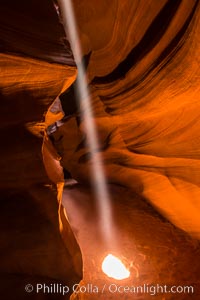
100,0,199,111
92,0,182,84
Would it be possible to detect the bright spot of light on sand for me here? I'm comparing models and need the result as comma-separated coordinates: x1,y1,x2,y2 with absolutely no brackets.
102,254,130,280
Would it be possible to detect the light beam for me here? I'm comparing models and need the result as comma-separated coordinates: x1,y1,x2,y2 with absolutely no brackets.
57,0,114,242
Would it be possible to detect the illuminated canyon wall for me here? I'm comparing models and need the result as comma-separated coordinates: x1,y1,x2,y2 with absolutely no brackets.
66,0,200,239
1,0,200,299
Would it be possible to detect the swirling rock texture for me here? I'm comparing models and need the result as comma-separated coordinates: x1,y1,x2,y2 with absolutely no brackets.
1,0,200,300
0,1,82,299
70,0,200,239
53,0,200,299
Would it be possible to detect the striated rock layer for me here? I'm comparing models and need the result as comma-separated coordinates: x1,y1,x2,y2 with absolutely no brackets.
1,0,200,300
51,1,200,299
0,1,82,299
58,0,200,238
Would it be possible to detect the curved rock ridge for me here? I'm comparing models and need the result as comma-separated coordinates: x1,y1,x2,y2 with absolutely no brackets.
1,0,200,299
91,0,197,84
0,1,83,299
54,0,200,239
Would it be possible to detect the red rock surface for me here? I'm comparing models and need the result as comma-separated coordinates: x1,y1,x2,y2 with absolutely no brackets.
0,1,82,299
1,1,200,300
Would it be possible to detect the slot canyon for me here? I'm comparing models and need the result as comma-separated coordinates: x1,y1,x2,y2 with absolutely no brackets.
0,0,200,299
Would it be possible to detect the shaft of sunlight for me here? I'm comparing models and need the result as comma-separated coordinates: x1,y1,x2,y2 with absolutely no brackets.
57,0,114,242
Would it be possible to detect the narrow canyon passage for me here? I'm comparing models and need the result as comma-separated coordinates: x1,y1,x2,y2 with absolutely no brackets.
1,0,200,299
